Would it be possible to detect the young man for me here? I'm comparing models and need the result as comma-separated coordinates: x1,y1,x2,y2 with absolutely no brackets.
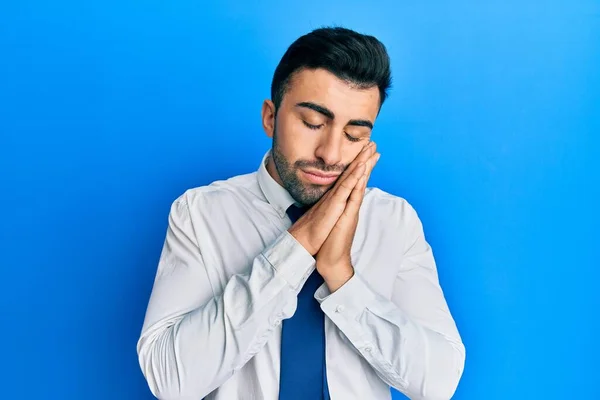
137,27,465,400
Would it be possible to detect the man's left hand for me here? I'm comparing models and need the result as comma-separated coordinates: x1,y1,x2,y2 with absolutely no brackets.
316,143,380,292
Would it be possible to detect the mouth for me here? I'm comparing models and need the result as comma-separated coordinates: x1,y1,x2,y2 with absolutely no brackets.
300,169,341,185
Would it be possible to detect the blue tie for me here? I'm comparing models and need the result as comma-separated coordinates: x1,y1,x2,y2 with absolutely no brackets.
278,205,330,399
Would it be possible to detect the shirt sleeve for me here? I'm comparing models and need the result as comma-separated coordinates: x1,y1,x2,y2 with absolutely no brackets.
137,193,315,400
315,201,466,400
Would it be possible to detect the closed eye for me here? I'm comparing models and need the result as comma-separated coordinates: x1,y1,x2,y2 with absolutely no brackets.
345,133,361,142
302,120,324,130
303,120,362,142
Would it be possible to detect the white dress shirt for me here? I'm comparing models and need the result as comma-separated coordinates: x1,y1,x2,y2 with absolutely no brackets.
137,151,465,400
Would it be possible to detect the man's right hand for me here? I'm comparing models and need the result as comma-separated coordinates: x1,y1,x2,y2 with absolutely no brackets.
288,141,378,256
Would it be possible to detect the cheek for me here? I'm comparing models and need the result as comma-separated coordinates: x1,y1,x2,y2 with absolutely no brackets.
277,117,318,158
349,145,364,160
341,148,362,170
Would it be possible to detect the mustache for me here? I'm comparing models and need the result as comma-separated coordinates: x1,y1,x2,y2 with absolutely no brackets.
294,159,347,173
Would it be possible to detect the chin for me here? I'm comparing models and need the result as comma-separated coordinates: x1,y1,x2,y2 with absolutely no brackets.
301,187,329,206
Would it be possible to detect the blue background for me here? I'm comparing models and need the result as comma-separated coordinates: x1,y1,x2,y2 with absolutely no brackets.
1,1,598,399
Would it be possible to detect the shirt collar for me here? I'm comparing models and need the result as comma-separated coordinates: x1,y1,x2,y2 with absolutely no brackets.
257,150,299,218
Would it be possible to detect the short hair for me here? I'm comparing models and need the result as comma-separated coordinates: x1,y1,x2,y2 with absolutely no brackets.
271,26,392,111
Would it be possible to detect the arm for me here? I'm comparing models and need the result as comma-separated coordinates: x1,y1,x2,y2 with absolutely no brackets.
316,202,465,400
137,193,315,400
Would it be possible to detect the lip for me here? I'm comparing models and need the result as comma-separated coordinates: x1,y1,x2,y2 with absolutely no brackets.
301,169,341,185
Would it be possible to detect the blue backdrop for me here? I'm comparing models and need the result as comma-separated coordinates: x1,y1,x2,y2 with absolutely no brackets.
1,1,598,399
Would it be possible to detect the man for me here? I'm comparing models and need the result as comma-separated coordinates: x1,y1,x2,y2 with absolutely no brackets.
137,27,465,400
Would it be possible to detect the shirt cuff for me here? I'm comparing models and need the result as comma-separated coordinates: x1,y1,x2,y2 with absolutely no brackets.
315,272,379,322
262,230,315,290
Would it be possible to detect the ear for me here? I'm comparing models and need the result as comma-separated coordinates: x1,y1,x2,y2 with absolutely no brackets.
261,99,276,138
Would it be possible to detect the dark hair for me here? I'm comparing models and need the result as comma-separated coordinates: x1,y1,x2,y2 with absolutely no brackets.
271,26,392,111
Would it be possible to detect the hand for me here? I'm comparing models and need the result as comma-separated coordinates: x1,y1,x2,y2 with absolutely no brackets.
288,141,379,256
316,145,380,292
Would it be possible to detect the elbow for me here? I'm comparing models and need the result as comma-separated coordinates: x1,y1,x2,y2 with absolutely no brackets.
421,340,466,400
137,330,205,400
442,341,466,399
399,339,466,400
137,334,181,400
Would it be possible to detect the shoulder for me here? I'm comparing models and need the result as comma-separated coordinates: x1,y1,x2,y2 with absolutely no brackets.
168,172,262,220
364,187,421,226
363,187,430,254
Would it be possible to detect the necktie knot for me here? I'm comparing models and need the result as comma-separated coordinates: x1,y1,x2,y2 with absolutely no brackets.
286,204,307,224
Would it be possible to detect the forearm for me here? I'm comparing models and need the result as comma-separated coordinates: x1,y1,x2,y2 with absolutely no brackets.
137,231,315,400
316,273,465,400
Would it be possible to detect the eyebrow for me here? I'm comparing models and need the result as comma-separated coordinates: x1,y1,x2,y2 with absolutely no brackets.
295,101,374,130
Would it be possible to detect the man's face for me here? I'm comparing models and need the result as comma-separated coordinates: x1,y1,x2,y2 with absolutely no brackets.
263,68,380,206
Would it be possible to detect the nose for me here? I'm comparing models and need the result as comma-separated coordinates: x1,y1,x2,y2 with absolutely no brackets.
314,129,343,168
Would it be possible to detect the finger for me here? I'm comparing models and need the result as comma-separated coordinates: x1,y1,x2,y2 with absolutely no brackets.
358,143,377,174
345,174,367,217
360,141,377,162
365,151,380,176
346,154,375,217
358,152,380,193
334,162,365,201
348,141,375,171
339,154,364,181
334,142,376,188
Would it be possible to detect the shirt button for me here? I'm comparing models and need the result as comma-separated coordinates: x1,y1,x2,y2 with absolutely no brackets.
335,305,345,313
365,346,373,352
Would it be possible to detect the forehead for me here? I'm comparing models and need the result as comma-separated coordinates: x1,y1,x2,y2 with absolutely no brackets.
283,68,380,121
